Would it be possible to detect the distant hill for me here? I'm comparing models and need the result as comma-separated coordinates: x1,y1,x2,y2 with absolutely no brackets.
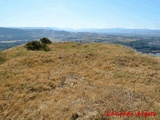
0,27,32,40
69,28,160,36
0,42,160,119
0,27,102,42
1,27,160,53
0,27,70,41
1,27,160,41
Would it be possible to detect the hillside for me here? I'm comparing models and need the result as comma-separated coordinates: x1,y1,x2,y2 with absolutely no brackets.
0,42,160,120
0,27,70,41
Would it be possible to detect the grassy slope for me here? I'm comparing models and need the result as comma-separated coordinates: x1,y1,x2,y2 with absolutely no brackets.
0,42,160,120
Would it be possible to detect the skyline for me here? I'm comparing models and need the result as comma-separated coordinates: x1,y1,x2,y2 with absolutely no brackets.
0,0,160,29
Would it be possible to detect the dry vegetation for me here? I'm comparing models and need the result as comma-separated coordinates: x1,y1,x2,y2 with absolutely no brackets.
0,42,160,120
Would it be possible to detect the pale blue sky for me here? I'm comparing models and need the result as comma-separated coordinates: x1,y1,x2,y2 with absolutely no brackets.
0,0,160,29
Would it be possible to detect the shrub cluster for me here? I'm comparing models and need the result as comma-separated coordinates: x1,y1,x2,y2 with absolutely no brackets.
25,38,52,51
40,37,52,44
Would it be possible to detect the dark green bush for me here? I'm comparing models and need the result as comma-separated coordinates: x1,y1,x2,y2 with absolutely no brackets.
25,41,50,51
40,37,52,44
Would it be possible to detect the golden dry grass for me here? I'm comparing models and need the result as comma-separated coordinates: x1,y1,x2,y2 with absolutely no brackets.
0,42,160,120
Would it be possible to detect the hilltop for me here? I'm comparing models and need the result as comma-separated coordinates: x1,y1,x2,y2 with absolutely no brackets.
0,42,160,120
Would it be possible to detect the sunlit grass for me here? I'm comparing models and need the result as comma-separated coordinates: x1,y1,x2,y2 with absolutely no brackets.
0,42,160,120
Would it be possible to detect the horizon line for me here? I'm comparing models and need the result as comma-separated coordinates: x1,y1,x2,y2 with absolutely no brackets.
1,26,160,30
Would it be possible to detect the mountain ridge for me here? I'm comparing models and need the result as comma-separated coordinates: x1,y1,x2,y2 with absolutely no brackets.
1,27,160,37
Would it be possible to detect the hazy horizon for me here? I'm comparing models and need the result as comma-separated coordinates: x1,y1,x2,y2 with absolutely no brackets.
1,27,160,30
1,0,160,29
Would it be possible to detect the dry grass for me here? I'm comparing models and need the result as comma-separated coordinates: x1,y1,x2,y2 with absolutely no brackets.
0,42,160,120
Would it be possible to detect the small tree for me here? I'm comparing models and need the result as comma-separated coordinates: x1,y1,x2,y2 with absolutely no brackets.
40,37,52,44
25,41,50,51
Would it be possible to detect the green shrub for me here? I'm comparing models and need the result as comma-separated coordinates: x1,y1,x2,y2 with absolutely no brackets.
25,41,50,51
40,37,52,44
41,43,50,51
0,53,5,63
